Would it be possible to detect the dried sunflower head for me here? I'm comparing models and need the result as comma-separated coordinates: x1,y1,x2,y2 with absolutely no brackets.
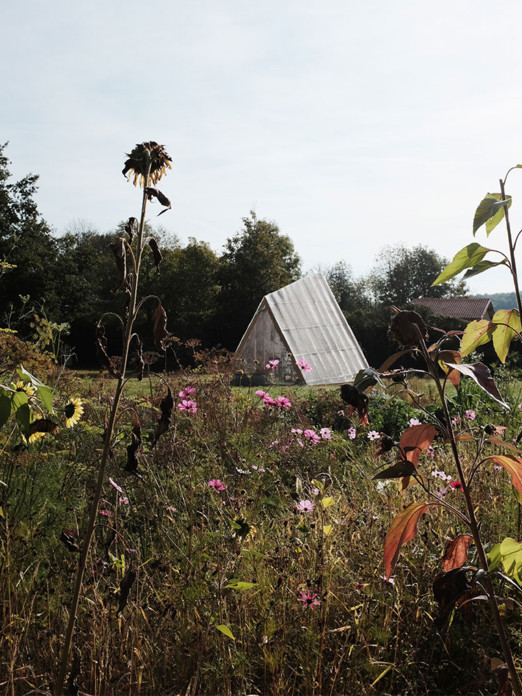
122,141,172,187
389,310,427,348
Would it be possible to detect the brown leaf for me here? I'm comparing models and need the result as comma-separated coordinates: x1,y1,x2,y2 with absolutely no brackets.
433,567,472,618
95,323,116,375
125,416,142,473
398,424,437,468
487,437,522,454
109,237,127,290
154,302,168,351
133,335,144,381
486,455,522,494
153,387,173,445
384,501,438,580
148,238,163,271
124,217,138,243
373,460,416,479
117,567,137,615
144,187,172,215
29,419,59,436
442,534,474,572
444,362,508,408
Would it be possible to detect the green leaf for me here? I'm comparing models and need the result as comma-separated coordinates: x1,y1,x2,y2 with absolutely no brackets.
321,496,335,509
16,366,46,388
15,403,31,435
473,194,511,236
432,243,491,286
216,624,235,640
0,393,11,428
491,309,522,364
12,390,28,411
36,385,54,414
487,538,522,586
460,320,494,357
463,259,508,279
224,580,257,591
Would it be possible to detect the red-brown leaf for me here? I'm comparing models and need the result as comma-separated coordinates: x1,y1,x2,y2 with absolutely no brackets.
486,455,522,494
442,534,474,572
153,302,168,351
398,424,437,467
384,501,438,580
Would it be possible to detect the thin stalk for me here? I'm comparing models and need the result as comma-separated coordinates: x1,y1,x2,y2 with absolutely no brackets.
500,179,522,319
54,164,151,696
420,336,521,694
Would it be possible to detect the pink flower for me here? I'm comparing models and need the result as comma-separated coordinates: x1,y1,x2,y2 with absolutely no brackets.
255,390,268,398
347,427,356,440
465,409,476,421
451,416,460,426
367,430,380,441
426,447,435,457
291,428,303,435
297,358,312,373
296,499,315,512
408,418,421,427
179,386,196,399
265,359,280,370
450,480,463,490
320,427,332,440
178,399,197,413
208,479,227,492
275,395,292,409
119,496,129,506
298,589,321,610
263,395,276,407
304,429,321,444
99,509,114,517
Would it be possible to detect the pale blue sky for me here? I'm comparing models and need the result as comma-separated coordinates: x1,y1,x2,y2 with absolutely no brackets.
4,0,522,293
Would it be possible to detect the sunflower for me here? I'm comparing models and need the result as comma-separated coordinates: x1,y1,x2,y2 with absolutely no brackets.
11,380,36,396
122,141,172,188
65,398,84,428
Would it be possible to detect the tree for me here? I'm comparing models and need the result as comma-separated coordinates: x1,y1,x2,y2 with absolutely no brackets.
370,244,468,307
215,212,302,349
0,143,61,327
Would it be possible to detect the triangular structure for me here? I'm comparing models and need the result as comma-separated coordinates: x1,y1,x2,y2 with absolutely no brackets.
235,274,368,386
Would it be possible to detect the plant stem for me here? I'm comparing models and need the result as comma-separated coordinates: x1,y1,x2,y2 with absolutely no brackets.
500,179,522,319
54,166,151,696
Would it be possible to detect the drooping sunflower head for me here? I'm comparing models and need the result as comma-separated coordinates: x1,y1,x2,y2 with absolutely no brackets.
65,398,84,428
122,141,172,187
11,380,36,396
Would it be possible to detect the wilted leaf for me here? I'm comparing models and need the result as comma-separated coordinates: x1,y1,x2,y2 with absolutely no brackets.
109,237,127,290
491,309,522,364
384,502,438,580
487,437,521,454
373,460,416,479
60,529,81,553
486,456,522,494
124,217,138,243
433,567,472,618
0,394,11,428
473,193,511,235
353,367,386,391
144,187,172,216
153,387,173,445
442,534,473,572
215,624,235,640
29,419,59,436
444,362,508,408
432,243,492,286
125,416,142,472
148,238,163,271
117,567,137,615
460,320,494,357
154,302,168,352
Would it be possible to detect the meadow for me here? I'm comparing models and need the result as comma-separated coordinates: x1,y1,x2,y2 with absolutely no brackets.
1,339,522,696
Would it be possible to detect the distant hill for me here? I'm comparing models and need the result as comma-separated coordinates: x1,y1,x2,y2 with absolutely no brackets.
471,292,517,311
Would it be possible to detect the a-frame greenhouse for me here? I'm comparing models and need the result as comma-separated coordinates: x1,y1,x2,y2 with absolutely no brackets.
235,274,368,386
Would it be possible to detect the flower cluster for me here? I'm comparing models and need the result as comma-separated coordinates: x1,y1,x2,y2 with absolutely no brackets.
291,427,332,446
178,386,197,413
255,390,292,409
208,479,227,492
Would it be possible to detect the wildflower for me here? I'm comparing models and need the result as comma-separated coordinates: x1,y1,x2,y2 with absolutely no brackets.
304,429,321,444
437,487,448,499
178,399,197,413
208,479,227,492
367,430,380,441
274,396,292,409
408,418,421,427
65,398,84,428
320,427,332,440
465,409,476,421
265,359,279,370
263,394,276,407
451,416,460,426
291,428,303,435
298,589,321,610
380,575,395,585
450,480,463,490
99,509,114,517
426,447,435,457
251,465,266,472
11,380,35,396
179,386,195,399
518,404,522,409
296,499,315,513
119,496,129,506
297,357,312,373
347,427,357,440
255,390,268,398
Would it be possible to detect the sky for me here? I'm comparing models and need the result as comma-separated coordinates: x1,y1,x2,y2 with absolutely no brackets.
4,0,522,295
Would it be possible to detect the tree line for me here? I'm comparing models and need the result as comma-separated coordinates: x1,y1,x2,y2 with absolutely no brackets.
0,143,467,368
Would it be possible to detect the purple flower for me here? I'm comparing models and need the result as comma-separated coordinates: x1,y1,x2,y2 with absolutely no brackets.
367,430,380,441
208,479,227,492
320,427,332,440
298,589,321,609
465,409,476,421
297,358,312,373
265,359,279,370
179,386,195,399
347,427,356,440
178,399,197,413
304,429,321,444
451,416,460,426
296,499,315,512
275,395,292,409
255,390,268,398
